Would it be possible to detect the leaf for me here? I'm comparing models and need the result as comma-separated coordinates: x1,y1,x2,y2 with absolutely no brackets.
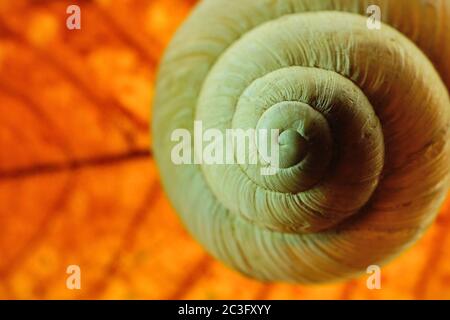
0,0,449,299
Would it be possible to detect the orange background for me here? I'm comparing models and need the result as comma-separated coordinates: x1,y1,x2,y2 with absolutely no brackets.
0,0,449,299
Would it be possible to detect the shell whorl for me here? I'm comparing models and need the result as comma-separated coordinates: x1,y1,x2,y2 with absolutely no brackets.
153,0,450,283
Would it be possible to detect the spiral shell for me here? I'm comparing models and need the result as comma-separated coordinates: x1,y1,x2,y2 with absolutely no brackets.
153,0,450,283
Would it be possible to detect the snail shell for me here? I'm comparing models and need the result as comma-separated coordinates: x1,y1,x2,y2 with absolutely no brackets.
153,0,450,283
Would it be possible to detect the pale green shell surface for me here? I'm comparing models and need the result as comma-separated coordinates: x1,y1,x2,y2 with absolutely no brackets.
153,0,450,283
